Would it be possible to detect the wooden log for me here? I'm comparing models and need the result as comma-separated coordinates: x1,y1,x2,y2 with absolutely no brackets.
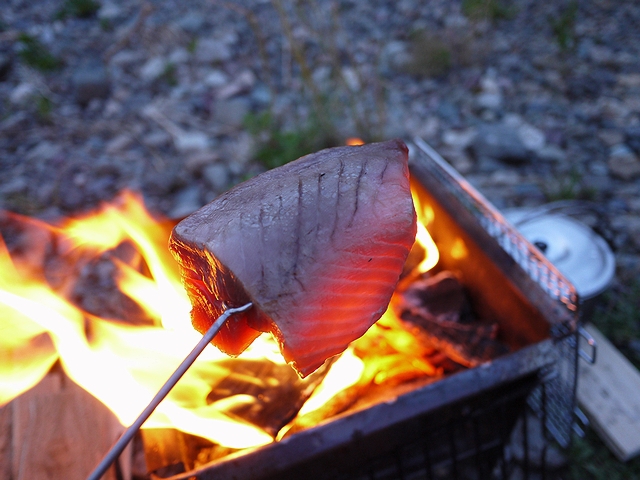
577,324,640,461
0,367,130,480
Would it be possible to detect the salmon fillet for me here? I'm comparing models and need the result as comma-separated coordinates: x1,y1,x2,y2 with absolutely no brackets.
169,139,416,377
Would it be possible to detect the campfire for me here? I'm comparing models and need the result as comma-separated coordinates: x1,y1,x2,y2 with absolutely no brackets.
0,140,579,480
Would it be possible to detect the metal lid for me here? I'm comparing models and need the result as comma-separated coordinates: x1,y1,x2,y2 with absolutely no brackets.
504,208,615,300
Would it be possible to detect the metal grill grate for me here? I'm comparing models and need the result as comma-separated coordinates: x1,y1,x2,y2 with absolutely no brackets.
411,137,580,450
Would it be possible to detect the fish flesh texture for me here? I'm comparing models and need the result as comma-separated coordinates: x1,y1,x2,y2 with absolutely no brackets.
169,139,416,376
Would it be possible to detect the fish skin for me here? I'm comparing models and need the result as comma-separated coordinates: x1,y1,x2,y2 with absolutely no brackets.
170,139,417,377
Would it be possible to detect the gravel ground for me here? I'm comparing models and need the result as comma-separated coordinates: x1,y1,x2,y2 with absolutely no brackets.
1,0,640,476
2,0,639,355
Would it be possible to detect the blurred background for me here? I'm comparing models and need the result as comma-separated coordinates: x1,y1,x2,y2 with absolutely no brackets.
1,0,639,476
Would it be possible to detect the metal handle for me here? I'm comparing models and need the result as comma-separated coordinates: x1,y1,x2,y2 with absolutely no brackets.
577,326,597,364
86,302,253,480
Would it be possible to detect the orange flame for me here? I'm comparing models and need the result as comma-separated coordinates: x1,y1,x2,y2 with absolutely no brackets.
0,187,441,454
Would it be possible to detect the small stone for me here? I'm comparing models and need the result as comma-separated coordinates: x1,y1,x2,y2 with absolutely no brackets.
476,92,503,110
0,53,12,81
174,131,211,153
203,163,231,191
10,83,36,105
618,73,640,88
341,67,360,91
168,48,189,65
598,129,625,147
139,56,167,82
216,69,256,100
536,145,567,163
176,11,205,33
185,150,219,173
98,1,122,20
106,134,133,154
110,49,144,67
204,69,228,87
517,123,546,152
141,130,171,148
608,144,640,181
213,97,250,129
442,128,477,150
168,186,203,219
471,123,529,164
73,62,110,105
26,141,62,162
195,38,232,64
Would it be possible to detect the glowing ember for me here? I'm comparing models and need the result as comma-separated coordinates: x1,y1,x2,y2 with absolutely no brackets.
0,188,441,455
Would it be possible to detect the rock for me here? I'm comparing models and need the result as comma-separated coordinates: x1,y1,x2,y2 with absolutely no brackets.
213,97,250,129
442,128,477,150
476,92,503,110
98,1,122,20
517,123,546,152
202,163,231,191
471,123,529,164
0,53,12,81
142,130,171,148
618,73,640,88
10,83,36,105
379,40,410,74
216,69,256,100
536,145,567,163
195,38,232,64
26,141,62,162
608,144,640,181
598,129,625,147
204,69,228,87
168,48,189,65
176,11,205,33
139,56,168,82
105,134,133,154
168,185,203,219
626,127,640,156
73,62,110,105
173,131,211,153
185,150,219,173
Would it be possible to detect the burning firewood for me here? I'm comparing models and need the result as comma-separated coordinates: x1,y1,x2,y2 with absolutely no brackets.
396,271,509,367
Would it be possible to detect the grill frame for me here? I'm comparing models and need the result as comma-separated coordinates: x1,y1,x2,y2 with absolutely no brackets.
156,139,580,480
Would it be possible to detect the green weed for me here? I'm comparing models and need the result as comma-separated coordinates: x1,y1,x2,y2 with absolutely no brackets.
56,0,101,19
462,0,515,21
549,1,578,51
244,111,339,170
543,168,596,202
567,429,640,479
591,280,640,369
36,95,54,122
17,34,62,72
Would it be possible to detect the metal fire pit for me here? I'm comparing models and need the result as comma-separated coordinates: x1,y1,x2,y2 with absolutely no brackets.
158,138,581,480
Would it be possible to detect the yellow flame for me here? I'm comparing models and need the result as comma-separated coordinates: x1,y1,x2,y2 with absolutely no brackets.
0,185,444,455
411,190,439,273
0,193,272,449
345,138,365,146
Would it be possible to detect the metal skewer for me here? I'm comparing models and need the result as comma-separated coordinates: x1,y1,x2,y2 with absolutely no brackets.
87,302,253,480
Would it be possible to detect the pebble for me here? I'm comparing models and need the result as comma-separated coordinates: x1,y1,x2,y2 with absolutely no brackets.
202,163,231,192
471,123,529,164
173,131,211,153
139,56,168,82
608,144,640,181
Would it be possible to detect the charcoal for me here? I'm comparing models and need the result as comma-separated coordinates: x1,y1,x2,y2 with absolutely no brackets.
397,270,509,367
